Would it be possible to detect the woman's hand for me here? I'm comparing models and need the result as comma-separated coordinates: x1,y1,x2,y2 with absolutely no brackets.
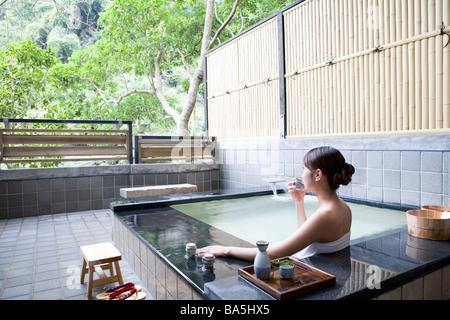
288,178,305,203
197,245,230,257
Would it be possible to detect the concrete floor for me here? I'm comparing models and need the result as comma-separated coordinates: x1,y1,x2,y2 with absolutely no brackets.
0,209,150,300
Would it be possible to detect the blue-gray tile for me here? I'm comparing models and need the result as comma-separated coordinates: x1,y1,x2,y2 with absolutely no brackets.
383,170,401,189
401,171,420,191
367,151,383,169
421,172,442,194
421,152,443,173
401,151,421,171
383,151,401,170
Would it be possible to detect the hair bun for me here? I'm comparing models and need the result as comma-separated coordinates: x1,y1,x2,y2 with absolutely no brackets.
304,146,355,190
340,163,355,186
332,163,355,188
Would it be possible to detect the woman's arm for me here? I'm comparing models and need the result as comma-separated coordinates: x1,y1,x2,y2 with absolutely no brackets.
197,209,328,262
265,209,329,258
197,180,328,262
196,245,258,262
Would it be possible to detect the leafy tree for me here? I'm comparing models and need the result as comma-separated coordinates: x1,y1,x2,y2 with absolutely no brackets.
72,0,292,135
0,38,169,133
0,39,62,118
1,0,292,135
0,0,107,52
70,0,237,135
214,0,292,40
47,26,81,62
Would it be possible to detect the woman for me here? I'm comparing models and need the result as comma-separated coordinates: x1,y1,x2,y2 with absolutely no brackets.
197,146,355,261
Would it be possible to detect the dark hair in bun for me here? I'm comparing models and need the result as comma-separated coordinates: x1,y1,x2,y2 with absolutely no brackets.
303,146,355,190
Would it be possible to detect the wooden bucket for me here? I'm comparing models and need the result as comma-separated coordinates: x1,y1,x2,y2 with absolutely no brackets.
421,205,445,212
406,210,450,241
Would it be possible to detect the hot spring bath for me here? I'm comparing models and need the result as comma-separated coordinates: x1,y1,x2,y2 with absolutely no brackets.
171,194,407,245
110,190,450,300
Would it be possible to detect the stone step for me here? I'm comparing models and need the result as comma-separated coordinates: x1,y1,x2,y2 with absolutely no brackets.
120,184,198,198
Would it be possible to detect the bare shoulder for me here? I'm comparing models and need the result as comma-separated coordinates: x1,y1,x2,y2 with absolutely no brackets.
307,206,334,229
309,199,351,241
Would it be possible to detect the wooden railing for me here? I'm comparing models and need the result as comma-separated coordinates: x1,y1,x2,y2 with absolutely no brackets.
134,135,216,164
0,119,216,166
0,119,133,165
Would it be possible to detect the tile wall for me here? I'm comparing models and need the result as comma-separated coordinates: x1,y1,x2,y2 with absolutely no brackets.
217,134,450,208
0,163,220,220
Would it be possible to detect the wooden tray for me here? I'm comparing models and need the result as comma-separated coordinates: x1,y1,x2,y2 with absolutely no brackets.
238,257,336,300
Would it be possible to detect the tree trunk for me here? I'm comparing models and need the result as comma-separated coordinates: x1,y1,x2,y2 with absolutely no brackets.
176,0,215,136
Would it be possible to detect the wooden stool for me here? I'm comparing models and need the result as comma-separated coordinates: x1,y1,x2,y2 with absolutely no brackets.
80,242,124,299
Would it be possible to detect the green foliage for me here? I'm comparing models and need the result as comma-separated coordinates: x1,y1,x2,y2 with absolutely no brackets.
0,40,60,118
47,27,82,63
214,0,292,40
271,259,294,269
92,0,203,73
1,0,291,135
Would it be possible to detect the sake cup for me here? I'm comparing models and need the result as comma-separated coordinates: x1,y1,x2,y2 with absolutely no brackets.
279,264,294,279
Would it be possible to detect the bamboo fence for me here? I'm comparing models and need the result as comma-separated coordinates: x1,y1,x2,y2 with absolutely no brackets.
206,0,450,139
207,17,280,139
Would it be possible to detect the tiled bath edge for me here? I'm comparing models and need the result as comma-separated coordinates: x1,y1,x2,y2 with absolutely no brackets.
112,209,449,300
111,212,204,300
374,265,450,300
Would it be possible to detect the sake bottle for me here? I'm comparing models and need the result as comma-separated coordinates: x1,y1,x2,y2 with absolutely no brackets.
254,240,271,280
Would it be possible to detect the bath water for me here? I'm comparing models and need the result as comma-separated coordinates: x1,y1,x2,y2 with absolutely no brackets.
171,194,407,244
